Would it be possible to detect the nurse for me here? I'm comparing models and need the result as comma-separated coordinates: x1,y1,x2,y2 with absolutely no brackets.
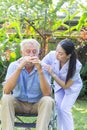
42,38,83,130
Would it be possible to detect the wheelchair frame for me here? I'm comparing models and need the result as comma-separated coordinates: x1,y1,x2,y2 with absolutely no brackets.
0,84,57,130
14,111,57,130
0,111,57,130
14,84,57,130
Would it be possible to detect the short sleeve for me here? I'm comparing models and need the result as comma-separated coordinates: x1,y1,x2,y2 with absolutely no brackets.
5,61,18,80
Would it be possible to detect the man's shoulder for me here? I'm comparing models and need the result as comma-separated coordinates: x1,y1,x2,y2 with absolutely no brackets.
8,60,19,69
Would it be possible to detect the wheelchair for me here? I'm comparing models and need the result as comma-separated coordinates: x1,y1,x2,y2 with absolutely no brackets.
14,84,57,130
0,106,57,130
0,84,57,130
14,111,57,130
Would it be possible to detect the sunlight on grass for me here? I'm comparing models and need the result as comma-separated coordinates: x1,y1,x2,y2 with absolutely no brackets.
72,99,87,130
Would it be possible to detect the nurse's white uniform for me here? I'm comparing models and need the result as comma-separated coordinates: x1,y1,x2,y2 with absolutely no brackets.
42,51,83,130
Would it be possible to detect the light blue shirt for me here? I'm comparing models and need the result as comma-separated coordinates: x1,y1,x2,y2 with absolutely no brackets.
5,60,51,103
42,51,83,94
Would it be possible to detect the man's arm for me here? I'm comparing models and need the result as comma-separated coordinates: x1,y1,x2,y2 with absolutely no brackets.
38,68,51,96
3,56,31,94
3,65,22,94
30,57,51,96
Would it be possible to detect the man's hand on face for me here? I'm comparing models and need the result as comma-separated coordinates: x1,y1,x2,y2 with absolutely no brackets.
18,56,33,69
18,56,41,70
29,56,42,71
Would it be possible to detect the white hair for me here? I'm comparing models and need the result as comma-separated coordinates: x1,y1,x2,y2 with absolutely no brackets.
20,39,40,54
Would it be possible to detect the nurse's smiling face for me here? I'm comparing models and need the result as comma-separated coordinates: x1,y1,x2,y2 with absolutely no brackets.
56,44,71,63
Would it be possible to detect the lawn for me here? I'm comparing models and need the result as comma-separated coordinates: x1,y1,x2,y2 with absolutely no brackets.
72,99,87,130
0,99,87,130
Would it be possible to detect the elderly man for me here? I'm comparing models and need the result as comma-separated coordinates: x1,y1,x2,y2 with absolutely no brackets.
1,39,54,130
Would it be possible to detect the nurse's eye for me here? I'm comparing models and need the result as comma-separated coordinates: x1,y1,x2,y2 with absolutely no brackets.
56,51,63,56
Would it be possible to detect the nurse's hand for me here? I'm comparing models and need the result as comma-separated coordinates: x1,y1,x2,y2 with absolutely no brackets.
44,64,54,75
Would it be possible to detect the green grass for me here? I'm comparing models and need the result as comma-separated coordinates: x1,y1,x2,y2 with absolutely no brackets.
14,116,36,130
72,99,87,130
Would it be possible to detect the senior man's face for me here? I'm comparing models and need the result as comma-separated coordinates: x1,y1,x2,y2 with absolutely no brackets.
21,43,39,67
21,44,38,57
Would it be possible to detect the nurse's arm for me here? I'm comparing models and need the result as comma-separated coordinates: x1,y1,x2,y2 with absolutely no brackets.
52,73,74,89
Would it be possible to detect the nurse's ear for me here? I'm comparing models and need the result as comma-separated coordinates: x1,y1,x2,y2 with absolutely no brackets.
67,54,71,59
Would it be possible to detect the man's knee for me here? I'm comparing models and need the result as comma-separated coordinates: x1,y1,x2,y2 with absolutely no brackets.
1,94,15,105
40,96,54,108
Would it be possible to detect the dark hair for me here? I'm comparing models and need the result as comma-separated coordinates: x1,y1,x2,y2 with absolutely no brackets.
59,39,77,83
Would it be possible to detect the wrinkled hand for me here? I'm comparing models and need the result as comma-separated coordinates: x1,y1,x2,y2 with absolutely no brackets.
18,56,32,69
29,56,41,70
18,56,41,70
